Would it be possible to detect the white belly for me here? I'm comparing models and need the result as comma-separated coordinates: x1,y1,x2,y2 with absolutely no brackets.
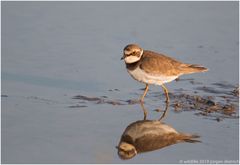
128,66,178,85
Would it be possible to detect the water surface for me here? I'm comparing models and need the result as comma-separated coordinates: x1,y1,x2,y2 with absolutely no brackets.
2,2,239,164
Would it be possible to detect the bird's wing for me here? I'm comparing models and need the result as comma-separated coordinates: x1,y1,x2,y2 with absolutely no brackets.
140,50,183,76
134,132,179,153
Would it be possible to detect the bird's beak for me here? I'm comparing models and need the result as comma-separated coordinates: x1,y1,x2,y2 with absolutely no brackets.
121,56,124,60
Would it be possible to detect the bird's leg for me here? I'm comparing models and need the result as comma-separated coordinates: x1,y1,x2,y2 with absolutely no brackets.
161,84,170,103
159,101,170,121
140,101,148,120
140,84,149,103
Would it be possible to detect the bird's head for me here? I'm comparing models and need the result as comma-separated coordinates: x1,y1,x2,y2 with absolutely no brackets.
117,142,137,160
121,44,143,64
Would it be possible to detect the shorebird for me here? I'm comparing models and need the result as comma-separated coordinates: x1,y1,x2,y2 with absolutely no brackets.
117,120,200,159
121,44,208,103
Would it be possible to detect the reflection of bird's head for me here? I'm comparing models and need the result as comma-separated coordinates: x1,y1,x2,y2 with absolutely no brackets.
117,142,137,160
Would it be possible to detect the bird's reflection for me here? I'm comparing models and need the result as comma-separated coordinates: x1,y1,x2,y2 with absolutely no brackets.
140,101,170,121
117,102,200,160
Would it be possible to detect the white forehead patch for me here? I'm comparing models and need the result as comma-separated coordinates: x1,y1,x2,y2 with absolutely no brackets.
124,56,141,63
124,50,143,64
124,49,143,63
124,50,132,55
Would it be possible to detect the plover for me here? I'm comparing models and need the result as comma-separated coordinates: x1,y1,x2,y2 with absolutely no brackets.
117,120,200,160
121,44,208,103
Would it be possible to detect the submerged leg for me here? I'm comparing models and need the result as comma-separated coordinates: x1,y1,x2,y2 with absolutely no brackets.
140,84,149,102
161,84,170,103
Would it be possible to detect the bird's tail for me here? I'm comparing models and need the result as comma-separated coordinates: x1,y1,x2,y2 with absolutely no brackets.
180,64,208,74
178,133,201,143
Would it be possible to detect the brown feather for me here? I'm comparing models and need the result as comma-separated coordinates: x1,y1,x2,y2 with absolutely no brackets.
139,50,185,76
138,50,208,76
179,64,208,74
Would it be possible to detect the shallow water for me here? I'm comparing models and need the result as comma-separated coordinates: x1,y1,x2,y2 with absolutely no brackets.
2,2,239,164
